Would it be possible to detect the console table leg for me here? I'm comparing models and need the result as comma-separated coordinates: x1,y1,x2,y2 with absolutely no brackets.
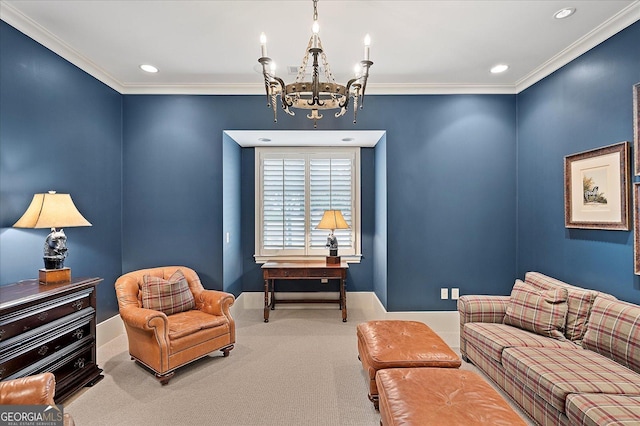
341,277,347,322
263,279,270,322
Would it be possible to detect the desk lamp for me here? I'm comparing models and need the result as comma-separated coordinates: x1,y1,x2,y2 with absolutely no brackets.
316,210,349,265
13,191,92,284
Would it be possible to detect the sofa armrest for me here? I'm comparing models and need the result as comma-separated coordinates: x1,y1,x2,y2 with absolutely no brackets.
457,295,510,360
0,372,56,405
458,295,510,325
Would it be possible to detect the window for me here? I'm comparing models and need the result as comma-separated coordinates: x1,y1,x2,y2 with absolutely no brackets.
255,147,361,261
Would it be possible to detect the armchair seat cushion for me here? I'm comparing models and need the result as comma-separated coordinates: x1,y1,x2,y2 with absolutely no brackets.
167,310,229,340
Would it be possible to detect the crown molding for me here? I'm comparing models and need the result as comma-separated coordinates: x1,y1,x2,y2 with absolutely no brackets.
516,1,640,93
2,0,638,96
119,82,518,95
0,2,124,93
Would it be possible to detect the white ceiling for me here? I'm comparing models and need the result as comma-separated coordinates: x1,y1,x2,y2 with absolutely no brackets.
1,0,639,95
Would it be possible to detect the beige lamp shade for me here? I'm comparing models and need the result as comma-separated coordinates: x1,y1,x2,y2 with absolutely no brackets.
316,210,349,230
13,192,92,229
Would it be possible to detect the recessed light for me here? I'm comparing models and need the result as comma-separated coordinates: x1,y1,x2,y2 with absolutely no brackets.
554,7,576,19
490,64,509,74
140,64,158,73
258,138,271,142
341,137,355,142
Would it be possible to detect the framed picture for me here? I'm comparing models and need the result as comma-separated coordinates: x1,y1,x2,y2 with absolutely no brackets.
564,141,630,230
634,83,640,176
635,183,640,274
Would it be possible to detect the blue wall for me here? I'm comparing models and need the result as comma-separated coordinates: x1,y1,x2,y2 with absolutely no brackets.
2,18,639,321
374,134,388,307
379,95,518,310
517,21,640,304
223,133,243,295
0,22,123,322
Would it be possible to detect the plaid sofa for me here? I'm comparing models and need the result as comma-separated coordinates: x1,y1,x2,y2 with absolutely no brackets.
458,272,640,426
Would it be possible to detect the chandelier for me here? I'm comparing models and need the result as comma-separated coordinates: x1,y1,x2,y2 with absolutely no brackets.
258,0,373,128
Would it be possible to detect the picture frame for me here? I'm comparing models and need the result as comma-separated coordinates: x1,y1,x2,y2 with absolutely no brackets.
635,183,640,274
634,83,640,176
564,141,630,230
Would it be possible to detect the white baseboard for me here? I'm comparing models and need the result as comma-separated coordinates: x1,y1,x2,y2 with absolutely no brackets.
97,292,460,349
96,313,125,347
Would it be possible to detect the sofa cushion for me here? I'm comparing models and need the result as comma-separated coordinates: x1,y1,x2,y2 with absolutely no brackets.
464,323,579,364
142,269,195,316
504,280,568,339
582,296,640,374
525,272,598,342
565,393,640,426
502,347,640,413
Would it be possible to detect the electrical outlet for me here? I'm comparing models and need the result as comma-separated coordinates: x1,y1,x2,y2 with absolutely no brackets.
451,288,460,300
226,232,230,243
440,288,448,299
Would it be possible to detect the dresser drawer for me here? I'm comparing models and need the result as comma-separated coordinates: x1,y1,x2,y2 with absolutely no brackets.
0,288,93,342
0,319,92,380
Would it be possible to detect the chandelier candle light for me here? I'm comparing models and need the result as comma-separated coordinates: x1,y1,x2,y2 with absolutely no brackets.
258,0,373,128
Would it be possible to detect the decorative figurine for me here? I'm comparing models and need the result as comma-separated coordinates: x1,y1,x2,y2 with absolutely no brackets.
43,228,68,269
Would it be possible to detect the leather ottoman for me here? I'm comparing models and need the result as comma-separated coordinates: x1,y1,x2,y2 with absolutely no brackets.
356,320,461,408
376,368,528,425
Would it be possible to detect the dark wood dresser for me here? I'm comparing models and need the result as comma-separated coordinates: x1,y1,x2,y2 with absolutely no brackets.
0,277,103,402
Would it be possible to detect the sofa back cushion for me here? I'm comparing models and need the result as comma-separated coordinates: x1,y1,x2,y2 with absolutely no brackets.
504,279,568,340
525,272,598,342
582,296,640,374
142,269,196,316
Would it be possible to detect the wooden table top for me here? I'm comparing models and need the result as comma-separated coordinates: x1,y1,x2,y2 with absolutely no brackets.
261,260,349,269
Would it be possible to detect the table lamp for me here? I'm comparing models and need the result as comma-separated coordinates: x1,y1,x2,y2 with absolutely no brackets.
316,209,349,265
13,191,92,284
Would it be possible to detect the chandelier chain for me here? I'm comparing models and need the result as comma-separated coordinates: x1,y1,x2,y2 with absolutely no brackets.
313,0,318,22
295,36,313,83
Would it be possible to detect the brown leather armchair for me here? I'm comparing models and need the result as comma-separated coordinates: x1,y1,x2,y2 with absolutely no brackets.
115,266,235,384
0,372,75,426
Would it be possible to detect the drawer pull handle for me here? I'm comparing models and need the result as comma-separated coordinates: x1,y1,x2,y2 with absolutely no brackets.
72,301,84,310
38,345,49,356
74,358,86,369
73,329,84,339
37,312,49,321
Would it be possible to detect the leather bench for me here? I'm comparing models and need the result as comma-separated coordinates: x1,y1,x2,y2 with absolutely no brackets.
377,368,528,425
356,320,461,408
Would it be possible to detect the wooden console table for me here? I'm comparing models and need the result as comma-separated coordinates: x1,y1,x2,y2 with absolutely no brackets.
262,261,348,323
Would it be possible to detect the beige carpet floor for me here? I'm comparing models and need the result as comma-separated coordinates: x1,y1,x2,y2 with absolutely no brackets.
65,307,534,425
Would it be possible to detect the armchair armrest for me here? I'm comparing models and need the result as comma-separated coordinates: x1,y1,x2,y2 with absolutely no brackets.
118,305,169,333
195,290,235,343
195,290,235,317
457,295,510,360
0,372,56,405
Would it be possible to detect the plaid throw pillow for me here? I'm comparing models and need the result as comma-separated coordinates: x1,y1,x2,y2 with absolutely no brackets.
524,272,597,342
504,279,568,340
142,269,195,316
